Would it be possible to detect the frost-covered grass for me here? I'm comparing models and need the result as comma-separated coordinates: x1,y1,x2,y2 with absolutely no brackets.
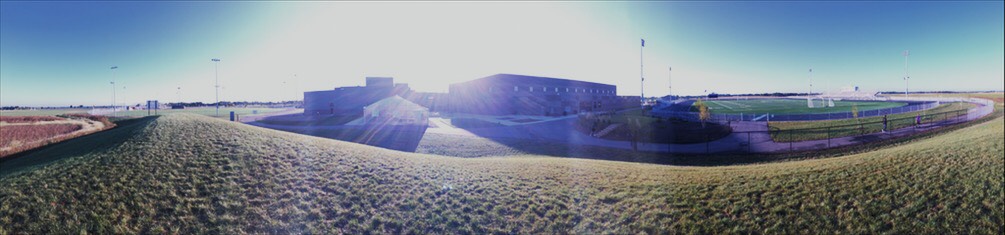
0,113,1001,234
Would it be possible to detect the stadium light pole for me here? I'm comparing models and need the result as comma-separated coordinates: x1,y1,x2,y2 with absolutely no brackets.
903,50,910,98
640,38,645,106
808,67,813,95
176,86,182,104
122,85,127,112
668,65,672,99
110,66,118,117
212,58,221,116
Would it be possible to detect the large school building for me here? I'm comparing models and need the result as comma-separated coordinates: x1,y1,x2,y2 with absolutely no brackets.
303,77,411,115
304,74,626,117
447,74,621,116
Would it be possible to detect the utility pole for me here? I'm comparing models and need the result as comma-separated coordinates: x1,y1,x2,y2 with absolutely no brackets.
903,50,910,98
212,58,221,116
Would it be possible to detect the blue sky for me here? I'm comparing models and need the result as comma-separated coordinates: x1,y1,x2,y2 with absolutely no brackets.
1,1,1002,106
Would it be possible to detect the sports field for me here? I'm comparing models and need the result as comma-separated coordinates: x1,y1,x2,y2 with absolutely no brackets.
697,99,906,115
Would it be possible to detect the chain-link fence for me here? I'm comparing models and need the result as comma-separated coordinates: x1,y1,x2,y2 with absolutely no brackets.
642,98,996,154
651,100,941,122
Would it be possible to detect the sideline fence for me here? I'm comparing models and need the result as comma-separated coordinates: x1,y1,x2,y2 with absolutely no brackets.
651,100,941,122
635,98,996,154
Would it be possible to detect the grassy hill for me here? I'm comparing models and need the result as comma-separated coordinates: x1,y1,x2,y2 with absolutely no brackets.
1,113,1001,234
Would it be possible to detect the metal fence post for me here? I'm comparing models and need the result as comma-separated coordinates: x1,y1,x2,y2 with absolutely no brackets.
705,132,710,154
789,130,793,152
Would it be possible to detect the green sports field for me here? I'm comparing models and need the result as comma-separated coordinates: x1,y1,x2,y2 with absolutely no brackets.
696,99,907,115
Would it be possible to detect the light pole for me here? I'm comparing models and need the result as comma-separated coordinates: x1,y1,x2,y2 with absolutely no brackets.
808,67,813,95
640,38,645,106
903,50,910,98
110,66,118,117
212,58,221,116
668,65,672,99
176,86,182,104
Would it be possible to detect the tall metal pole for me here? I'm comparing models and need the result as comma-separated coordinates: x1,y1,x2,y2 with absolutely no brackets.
903,50,910,98
293,73,298,104
808,67,813,95
668,65,672,99
110,66,118,117
212,58,220,116
640,38,645,106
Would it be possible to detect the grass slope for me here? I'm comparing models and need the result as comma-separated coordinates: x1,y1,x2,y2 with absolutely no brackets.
1,113,1002,234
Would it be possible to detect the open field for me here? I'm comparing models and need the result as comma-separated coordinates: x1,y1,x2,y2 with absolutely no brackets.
109,107,287,118
1,113,1001,233
696,99,906,115
0,109,89,117
769,102,975,142
1,107,287,119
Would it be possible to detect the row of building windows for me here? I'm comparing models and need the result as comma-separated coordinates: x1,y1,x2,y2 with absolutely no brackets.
489,86,614,94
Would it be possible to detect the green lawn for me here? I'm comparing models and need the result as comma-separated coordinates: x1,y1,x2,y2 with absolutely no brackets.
769,103,975,142
1,113,1001,233
255,114,359,126
579,109,732,144
698,99,906,115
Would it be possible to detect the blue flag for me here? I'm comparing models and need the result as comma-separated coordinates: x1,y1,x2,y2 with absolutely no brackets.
641,39,645,47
